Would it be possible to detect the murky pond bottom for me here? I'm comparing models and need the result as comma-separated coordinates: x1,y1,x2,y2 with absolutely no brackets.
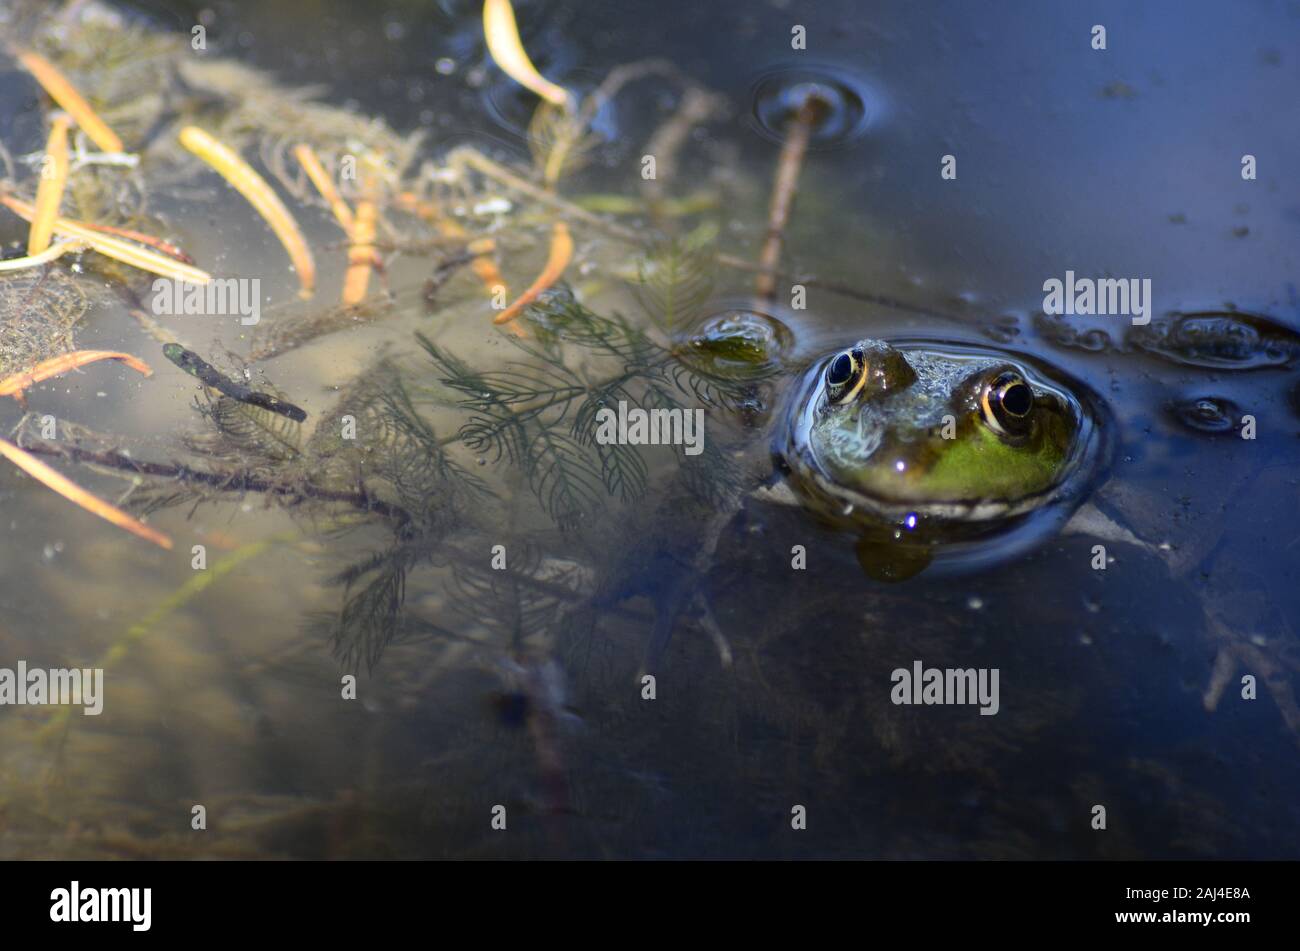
0,0,1298,859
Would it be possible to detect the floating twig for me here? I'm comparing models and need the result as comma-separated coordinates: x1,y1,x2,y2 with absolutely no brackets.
494,221,573,325
14,48,125,153
179,125,316,298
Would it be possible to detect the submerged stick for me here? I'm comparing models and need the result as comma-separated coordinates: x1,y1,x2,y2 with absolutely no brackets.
755,92,826,301
17,439,409,522
179,125,316,298
445,147,939,315
0,435,172,549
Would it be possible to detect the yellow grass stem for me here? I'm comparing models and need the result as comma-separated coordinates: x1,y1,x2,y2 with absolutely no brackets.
39,535,286,742
179,125,315,298
293,143,355,235
0,238,87,272
14,49,125,153
0,194,212,284
27,114,71,255
482,0,571,108
342,198,376,305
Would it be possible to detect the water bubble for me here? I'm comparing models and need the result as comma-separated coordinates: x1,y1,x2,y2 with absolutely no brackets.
749,67,880,150
1166,396,1242,435
1129,311,1300,370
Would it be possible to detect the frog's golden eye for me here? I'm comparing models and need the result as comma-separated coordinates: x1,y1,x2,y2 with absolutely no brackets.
981,371,1035,437
826,348,868,405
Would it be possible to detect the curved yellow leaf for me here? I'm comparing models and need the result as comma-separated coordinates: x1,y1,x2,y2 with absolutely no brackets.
483,0,570,108
179,126,315,298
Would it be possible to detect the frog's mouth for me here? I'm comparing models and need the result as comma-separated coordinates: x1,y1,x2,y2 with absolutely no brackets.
772,339,1112,551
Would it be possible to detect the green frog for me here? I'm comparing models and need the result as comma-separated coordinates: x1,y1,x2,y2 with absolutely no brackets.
770,338,1109,577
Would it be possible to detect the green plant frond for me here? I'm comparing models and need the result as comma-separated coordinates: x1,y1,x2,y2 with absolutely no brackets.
325,544,410,672
631,226,718,333
525,427,607,532
376,380,495,504
444,538,561,645
458,411,529,468
569,379,636,447
594,437,650,504
528,101,602,185
188,390,303,469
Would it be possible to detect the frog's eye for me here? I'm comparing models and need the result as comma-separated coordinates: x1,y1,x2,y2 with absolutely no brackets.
826,348,867,405
981,371,1035,437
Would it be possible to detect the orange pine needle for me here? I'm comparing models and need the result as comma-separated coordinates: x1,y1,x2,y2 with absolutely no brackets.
0,350,153,400
0,436,171,549
494,221,572,325
73,221,194,264
342,199,376,305
14,49,125,153
27,114,71,255
293,143,355,235
179,126,315,298
482,0,571,107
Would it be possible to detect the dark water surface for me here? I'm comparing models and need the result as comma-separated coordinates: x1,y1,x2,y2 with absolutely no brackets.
1,0,1297,858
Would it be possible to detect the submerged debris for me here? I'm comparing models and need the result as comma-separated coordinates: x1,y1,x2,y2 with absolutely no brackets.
163,343,307,423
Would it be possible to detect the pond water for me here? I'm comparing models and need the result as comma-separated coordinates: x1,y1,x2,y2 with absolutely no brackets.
0,0,1297,858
